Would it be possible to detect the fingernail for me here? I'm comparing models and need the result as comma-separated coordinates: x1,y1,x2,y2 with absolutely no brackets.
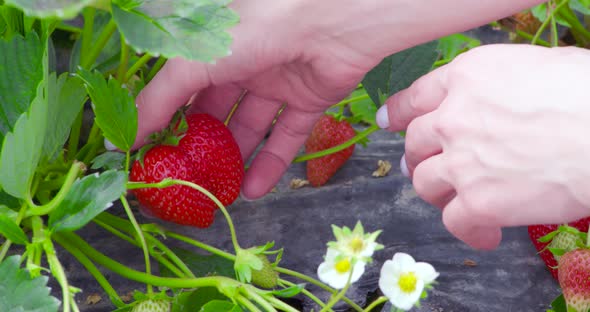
376,105,390,129
104,138,117,151
239,191,255,202
400,154,409,177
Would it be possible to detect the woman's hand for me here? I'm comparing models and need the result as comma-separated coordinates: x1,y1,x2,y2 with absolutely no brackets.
377,44,590,250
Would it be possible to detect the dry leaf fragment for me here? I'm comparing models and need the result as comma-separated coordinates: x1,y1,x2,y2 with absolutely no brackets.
372,160,392,177
121,291,134,303
85,293,102,305
290,178,310,189
463,259,477,267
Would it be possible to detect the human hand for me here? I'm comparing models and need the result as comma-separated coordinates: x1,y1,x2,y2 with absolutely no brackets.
376,44,590,250
132,0,546,200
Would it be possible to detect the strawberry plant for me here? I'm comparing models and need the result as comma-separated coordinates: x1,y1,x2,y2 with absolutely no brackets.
0,1,450,311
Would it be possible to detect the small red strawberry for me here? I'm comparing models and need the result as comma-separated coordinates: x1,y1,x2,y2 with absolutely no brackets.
305,115,356,187
130,113,244,228
178,114,244,206
528,217,590,280
130,145,216,227
558,248,590,312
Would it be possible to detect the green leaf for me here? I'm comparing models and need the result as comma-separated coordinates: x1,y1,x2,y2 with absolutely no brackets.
0,32,43,146
270,284,306,298
349,89,377,125
77,68,138,152
0,205,18,221
41,72,86,162
0,190,20,208
570,0,590,15
4,0,95,19
48,170,126,233
0,81,48,199
111,0,239,62
362,40,439,107
172,288,228,312
200,300,242,312
91,151,126,170
550,294,567,312
437,33,480,61
159,247,235,279
0,255,60,312
69,11,122,71
0,214,27,244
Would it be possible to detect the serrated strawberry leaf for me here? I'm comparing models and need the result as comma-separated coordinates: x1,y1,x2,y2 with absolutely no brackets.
0,214,27,244
200,300,242,312
0,255,60,312
91,152,126,170
437,33,480,61
362,40,439,107
111,0,239,62
76,68,138,152
42,72,87,162
48,170,126,233
349,90,377,125
0,81,48,199
0,190,20,209
0,32,44,148
550,294,567,312
4,0,95,19
172,288,228,312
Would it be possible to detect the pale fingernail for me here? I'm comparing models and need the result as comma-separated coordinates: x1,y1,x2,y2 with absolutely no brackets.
376,105,390,129
104,138,117,151
400,154,409,177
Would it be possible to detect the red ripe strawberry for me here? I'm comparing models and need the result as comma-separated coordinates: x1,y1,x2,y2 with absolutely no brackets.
528,217,590,280
129,145,216,227
178,114,244,206
558,248,590,311
305,115,356,187
129,113,244,228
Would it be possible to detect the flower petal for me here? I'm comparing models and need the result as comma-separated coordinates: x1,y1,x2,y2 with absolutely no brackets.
390,280,425,311
414,262,439,284
392,252,415,272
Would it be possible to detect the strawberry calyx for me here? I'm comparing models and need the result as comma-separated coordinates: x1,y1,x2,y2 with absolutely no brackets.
134,108,190,166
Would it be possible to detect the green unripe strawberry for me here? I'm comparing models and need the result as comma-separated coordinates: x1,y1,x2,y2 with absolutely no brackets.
548,231,579,262
251,254,279,289
131,299,170,312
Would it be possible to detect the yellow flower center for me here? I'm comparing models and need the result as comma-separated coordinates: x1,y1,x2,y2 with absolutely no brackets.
349,237,364,253
398,272,418,293
334,258,351,274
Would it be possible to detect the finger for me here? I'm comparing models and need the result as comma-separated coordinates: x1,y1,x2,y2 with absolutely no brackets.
133,58,212,149
412,154,455,209
404,111,443,175
227,95,283,162
375,65,448,132
241,108,324,199
442,197,503,250
187,84,245,122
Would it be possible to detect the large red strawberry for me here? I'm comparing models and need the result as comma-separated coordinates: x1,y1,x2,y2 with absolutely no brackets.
528,217,590,280
178,114,243,206
130,113,244,228
558,248,590,311
305,115,356,187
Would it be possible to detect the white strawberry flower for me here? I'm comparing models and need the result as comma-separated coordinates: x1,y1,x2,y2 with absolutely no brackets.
328,221,383,263
379,252,439,311
317,249,366,289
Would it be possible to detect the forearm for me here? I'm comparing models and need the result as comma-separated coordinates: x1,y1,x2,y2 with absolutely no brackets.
298,0,546,64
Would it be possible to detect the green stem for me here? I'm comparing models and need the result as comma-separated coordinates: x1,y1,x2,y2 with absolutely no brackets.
53,234,126,307
264,296,299,312
243,287,277,312
120,195,153,294
550,0,559,47
26,161,85,217
329,94,370,110
278,279,329,311
146,57,167,83
44,238,73,312
274,267,363,312
56,22,82,34
489,21,551,47
81,19,117,69
531,0,564,46
165,231,236,261
558,4,590,45
81,8,96,66
125,151,130,174
125,53,152,82
126,179,241,253
117,35,130,82
55,232,242,289
363,296,388,312
293,124,379,163
236,294,263,312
